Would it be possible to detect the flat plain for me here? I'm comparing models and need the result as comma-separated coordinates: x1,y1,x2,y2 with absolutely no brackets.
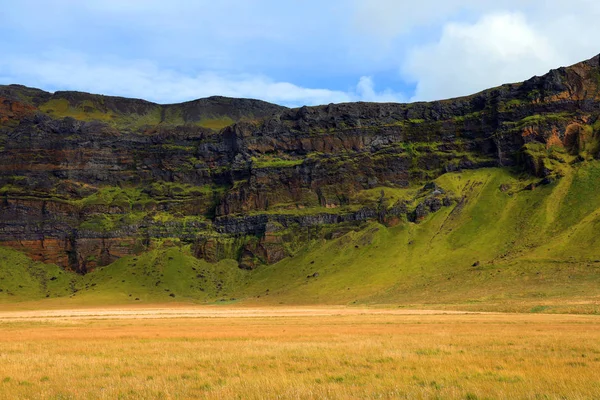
0,307,599,399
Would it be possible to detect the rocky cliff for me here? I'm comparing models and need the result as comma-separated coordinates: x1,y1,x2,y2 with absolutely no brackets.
2,55,600,273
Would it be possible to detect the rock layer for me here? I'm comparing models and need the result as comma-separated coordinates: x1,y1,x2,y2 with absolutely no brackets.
2,55,600,272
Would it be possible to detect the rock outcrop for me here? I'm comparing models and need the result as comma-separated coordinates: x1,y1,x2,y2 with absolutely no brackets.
2,55,600,272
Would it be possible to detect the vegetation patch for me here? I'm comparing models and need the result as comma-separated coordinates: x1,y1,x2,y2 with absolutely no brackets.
251,156,304,169
197,116,235,131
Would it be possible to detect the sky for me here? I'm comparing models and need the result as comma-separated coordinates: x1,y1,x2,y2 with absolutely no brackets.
0,0,599,107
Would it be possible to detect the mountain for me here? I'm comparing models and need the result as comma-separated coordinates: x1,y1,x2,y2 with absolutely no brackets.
1,55,600,310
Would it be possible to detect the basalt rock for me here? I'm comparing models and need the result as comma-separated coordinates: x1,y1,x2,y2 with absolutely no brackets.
2,55,600,271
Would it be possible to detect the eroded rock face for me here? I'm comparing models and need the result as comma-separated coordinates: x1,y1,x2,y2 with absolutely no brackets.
2,55,600,271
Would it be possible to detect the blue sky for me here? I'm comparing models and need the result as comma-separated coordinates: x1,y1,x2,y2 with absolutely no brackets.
1,0,599,106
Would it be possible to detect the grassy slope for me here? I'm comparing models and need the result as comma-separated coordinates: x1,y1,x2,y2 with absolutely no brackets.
236,165,600,312
75,247,246,305
2,164,600,312
0,248,74,302
38,98,184,130
38,98,251,131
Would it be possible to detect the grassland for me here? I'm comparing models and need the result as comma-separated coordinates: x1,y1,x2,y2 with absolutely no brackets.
0,309,598,399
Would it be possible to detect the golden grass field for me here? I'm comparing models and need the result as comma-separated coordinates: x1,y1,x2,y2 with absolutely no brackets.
0,307,599,399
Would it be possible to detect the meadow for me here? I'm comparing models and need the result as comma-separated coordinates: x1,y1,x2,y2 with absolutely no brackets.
0,307,599,399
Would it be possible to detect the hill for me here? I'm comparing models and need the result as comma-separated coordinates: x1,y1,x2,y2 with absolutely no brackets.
1,55,600,311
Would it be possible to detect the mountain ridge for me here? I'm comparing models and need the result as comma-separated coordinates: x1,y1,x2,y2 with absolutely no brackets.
1,54,600,310
3,53,599,109
0,83,288,109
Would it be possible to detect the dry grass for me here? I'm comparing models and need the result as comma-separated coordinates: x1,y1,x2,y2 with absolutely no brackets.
0,308,599,399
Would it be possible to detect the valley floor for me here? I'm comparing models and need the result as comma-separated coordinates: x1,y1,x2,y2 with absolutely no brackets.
0,306,598,399
0,306,479,321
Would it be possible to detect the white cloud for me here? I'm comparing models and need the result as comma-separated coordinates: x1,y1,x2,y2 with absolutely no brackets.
403,12,560,101
0,52,404,107
356,76,405,102
4,1,600,105
354,0,600,101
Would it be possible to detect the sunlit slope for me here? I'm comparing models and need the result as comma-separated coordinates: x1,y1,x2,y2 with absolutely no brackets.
237,165,600,308
0,245,248,306
72,247,246,305
0,247,74,302
1,163,600,310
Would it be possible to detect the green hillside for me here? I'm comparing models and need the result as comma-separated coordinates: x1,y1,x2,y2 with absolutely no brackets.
0,248,74,302
76,247,245,305
2,162,600,313
236,165,600,312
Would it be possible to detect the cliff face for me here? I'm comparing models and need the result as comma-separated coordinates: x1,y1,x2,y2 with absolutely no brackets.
2,55,600,273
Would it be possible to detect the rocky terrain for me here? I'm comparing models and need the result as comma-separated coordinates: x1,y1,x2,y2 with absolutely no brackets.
1,55,600,274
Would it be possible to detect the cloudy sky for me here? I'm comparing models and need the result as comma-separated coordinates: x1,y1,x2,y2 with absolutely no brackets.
1,0,599,106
